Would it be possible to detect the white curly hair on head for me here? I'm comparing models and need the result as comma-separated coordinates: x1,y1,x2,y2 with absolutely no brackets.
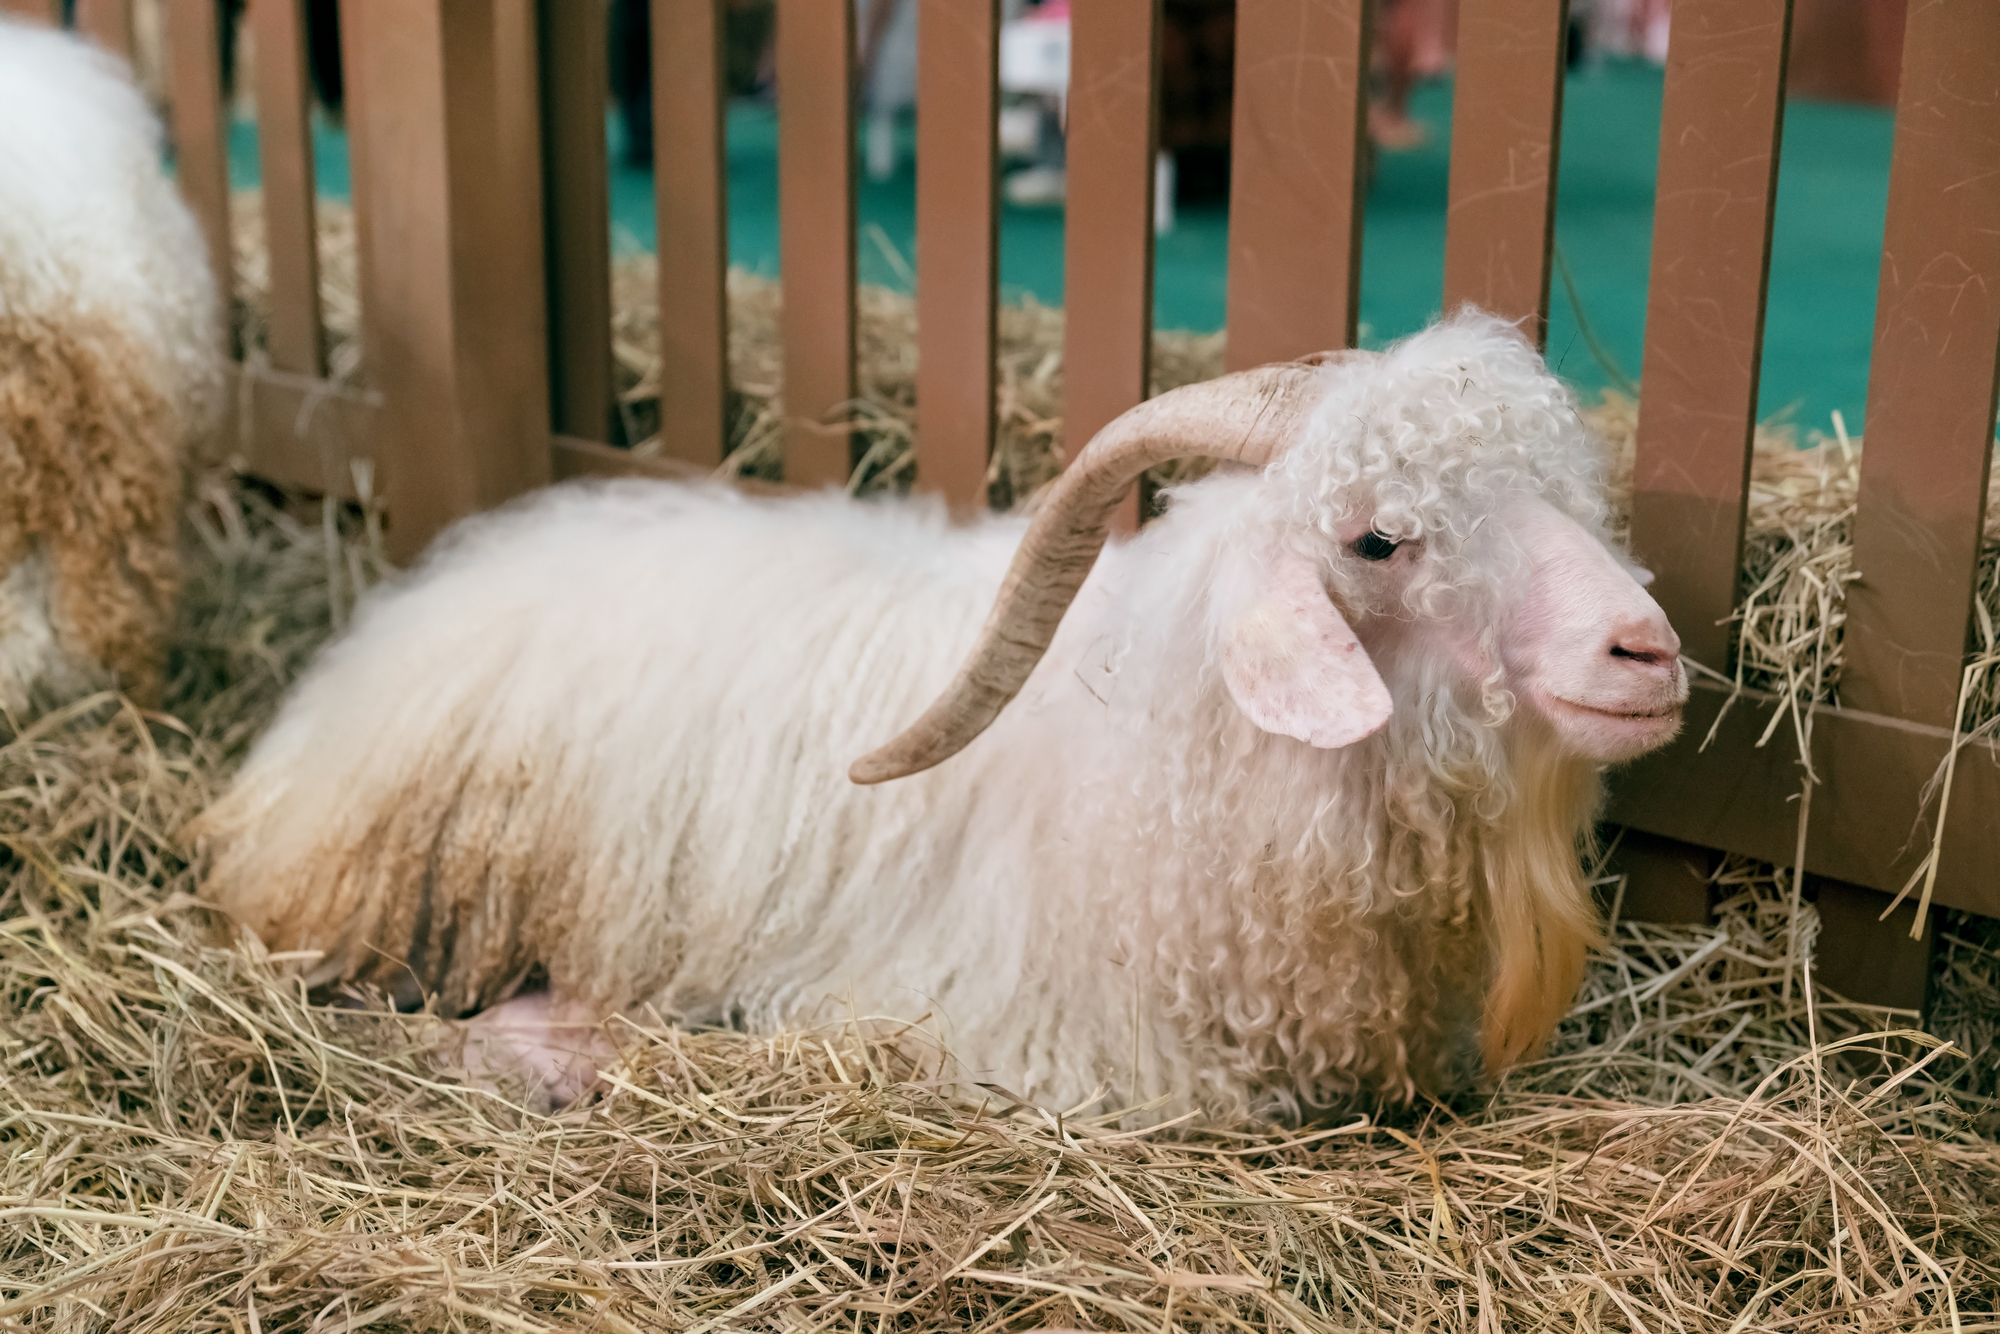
1099,310,1624,1116
1280,309,1610,612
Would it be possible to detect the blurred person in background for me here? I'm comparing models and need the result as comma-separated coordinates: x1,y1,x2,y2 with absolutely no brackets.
1373,0,1457,149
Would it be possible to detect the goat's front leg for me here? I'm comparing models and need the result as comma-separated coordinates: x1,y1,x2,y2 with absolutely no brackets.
457,991,610,1113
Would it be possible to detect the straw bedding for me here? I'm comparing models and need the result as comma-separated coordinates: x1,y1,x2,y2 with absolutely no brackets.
3,564,1998,1329
1,198,1995,1331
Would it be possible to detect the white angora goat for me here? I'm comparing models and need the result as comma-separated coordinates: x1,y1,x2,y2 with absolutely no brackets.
196,313,1686,1118
0,18,222,713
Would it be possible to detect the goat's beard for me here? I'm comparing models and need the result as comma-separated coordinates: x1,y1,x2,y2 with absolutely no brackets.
1387,659,1602,1074
1111,651,1597,1120
1470,725,1602,1072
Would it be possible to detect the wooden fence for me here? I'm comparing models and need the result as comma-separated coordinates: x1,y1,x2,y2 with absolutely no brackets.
8,0,1999,1005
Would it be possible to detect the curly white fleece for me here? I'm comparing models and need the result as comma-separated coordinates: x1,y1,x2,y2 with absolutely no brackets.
198,311,1617,1121
0,18,223,710
0,19,219,427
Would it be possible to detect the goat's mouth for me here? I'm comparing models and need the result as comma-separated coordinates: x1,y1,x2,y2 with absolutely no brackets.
1536,693,1684,760
1549,699,1680,724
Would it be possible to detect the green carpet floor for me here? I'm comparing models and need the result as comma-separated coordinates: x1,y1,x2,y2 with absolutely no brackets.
236,60,1895,432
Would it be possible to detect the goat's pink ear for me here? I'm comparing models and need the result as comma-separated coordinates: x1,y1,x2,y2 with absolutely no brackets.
1219,547,1392,749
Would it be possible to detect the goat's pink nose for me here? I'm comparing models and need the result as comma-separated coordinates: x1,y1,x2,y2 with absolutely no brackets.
1605,618,1681,676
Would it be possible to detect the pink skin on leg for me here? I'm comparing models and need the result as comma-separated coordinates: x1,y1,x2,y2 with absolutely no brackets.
458,992,609,1112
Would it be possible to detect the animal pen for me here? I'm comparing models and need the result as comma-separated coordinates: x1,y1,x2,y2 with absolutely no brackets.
16,0,2000,1001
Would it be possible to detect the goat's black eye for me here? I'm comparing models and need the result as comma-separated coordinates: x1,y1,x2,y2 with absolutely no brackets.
1350,530,1401,562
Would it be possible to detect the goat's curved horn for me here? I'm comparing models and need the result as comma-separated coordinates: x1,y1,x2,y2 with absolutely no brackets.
850,356,1356,785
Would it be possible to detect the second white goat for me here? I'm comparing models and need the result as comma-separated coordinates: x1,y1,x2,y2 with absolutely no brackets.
0,18,223,713
195,313,1687,1118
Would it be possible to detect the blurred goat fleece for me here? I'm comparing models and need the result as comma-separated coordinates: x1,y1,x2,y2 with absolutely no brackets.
0,18,223,714
195,313,1687,1122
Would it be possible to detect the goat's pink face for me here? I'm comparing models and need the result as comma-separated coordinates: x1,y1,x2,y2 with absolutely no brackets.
1479,498,1686,760
1218,494,1686,763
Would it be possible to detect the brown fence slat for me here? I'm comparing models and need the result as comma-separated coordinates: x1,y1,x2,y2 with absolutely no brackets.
653,0,729,465
348,0,549,561
1602,832,1715,925
538,0,615,443
0,0,60,22
1441,0,1568,341
1813,878,1934,1012
166,0,233,354
337,0,374,330
495,0,549,454
1224,0,1369,370
777,0,857,488
1842,0,2000,727
1626,0,1792,675
1064,0,1160,532
75,0,134,57
250,0,324,376
915,0,999,509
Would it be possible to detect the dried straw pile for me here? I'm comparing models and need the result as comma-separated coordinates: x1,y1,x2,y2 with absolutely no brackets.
5,196,1967,1329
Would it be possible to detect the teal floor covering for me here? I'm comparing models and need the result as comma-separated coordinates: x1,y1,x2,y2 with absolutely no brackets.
235,60,1896,432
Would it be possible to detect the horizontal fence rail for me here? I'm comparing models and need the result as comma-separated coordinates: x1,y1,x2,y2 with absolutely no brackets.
1612,679,2000,918
127,0,2000,988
